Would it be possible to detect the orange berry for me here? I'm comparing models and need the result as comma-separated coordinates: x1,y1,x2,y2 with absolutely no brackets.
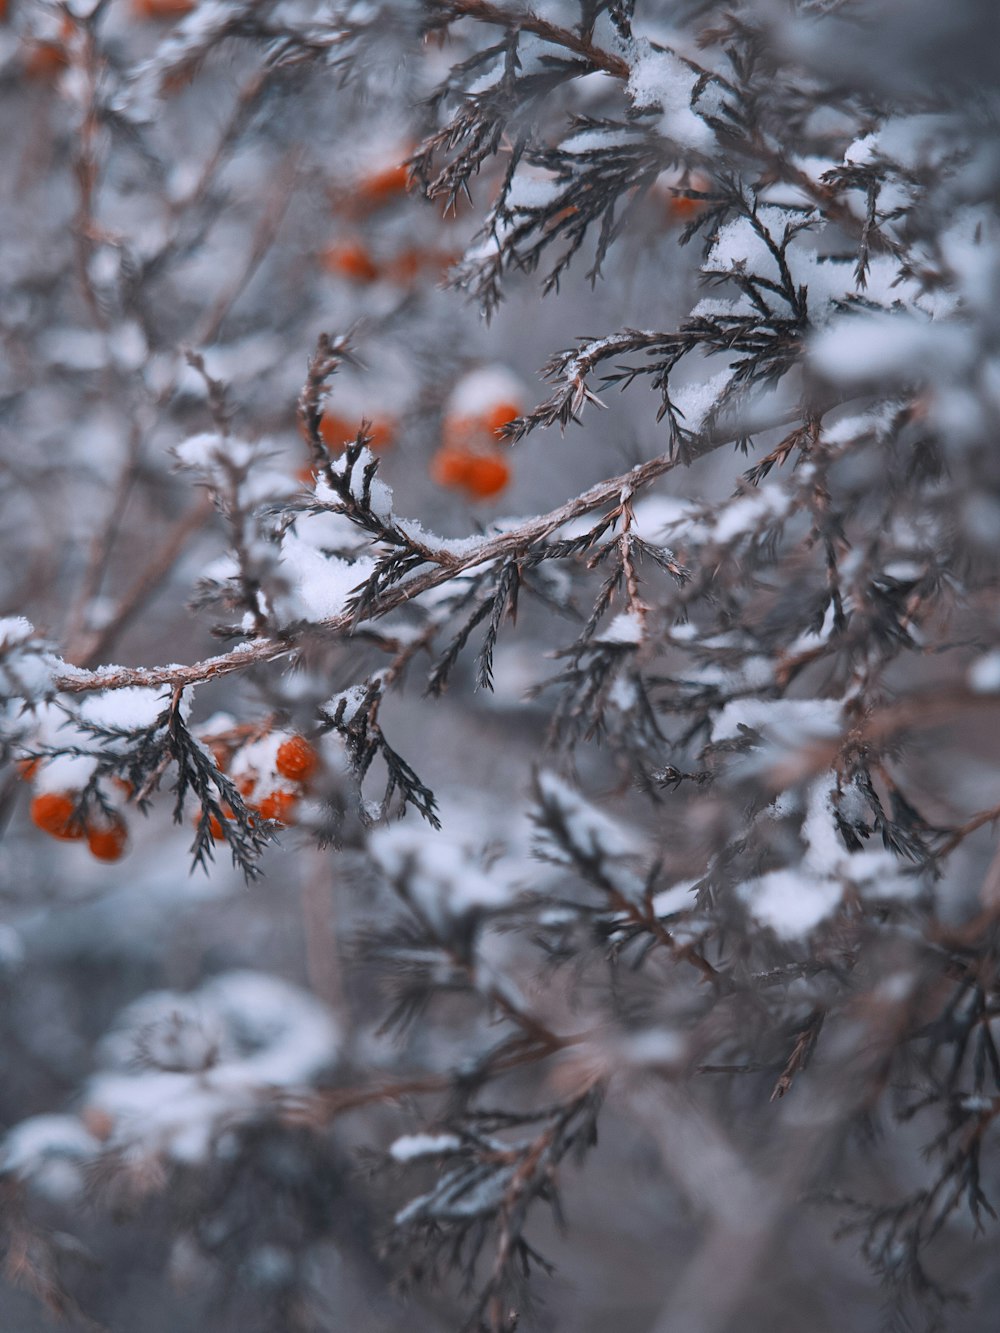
667,192,707,223
194,803,234,841
318,412,394,452
431,445,475,490
237,773,258,798
257,790,298,825
357,161,410,207
319,412,354,450
112,776,135,800
431,446,510,500
662,173,710,225
16,757,41,782
483,401,521,436
132,0,195,17
320,242,380,284
30,792,84,841
87,815,129,863
275,735,318,784
462,453,510,499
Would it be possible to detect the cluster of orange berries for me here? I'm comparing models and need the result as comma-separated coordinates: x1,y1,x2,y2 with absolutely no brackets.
297,392,518,501
431,399,520,502
320,241,457,288
201,733,319,841
319,155,460,292
22,762,131,863
319,411,394,455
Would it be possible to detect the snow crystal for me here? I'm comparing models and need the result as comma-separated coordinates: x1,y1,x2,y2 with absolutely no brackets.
467,58,505,96
710,485,790,545
534,772,645,902
863,114,955,172
174,432,227,470
711,697,842,744
82,971,339,1166
1,1115,100,1200
389,1132,462,1162
394,1166,514,1227
629,494,695,543
108,321,148,372
671,367,735,432
560,128,638,154
325,683,370,724
621,1029,685,1068
810,312,971,384
40,328,107,372
0,617,34,647
371,823,513,933
691,294,758,319
821,411,885,446
278,534,374,623
507,171,564,210
740,780,914,939
354,458,393,522
706,210,794,276
78,685,172,732
970,652,1000,693
607,675,639,711
448,366,525,417
598,611,644,645
800,779,845,874
737,867,842,938
651,879,698,918
33,751,98,796
627,46,713,152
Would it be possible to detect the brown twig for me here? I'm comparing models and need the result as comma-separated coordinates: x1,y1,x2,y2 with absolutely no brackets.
53,409,803,696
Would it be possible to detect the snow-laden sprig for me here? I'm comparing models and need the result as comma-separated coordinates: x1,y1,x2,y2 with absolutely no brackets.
1,971,339,1199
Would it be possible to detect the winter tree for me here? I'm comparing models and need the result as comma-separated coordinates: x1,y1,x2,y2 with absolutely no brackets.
2,0,1000,1330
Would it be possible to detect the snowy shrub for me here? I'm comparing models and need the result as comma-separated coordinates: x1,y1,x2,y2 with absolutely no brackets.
3,1,1000,1330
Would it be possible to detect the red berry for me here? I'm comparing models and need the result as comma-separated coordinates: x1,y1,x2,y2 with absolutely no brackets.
357,160,411,208
257,791,298,825
132,0,195,17
87,816,129,863
463,454,510,499
31,792,84,841
320,242,380,284
483,401,521,436
275,736,318,784
431,445,510,500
